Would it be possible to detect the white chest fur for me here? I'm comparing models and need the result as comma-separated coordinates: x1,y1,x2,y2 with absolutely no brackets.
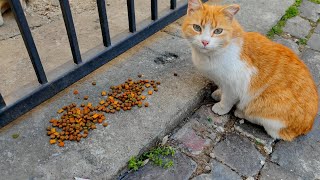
191,41,256,109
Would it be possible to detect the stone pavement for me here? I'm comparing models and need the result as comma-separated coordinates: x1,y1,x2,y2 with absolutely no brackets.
120,0,320,180
0,0,317,180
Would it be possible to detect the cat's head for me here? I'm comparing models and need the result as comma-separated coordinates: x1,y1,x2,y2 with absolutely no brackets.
182,0,240,53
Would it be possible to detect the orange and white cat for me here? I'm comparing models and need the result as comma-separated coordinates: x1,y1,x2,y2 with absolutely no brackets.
0,0,27,26
182,0,318,141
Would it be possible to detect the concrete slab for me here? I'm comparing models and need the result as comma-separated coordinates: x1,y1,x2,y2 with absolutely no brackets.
0,31,209,180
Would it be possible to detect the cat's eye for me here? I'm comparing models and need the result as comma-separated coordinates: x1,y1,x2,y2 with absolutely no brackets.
193,24,202,32
214,28,223,34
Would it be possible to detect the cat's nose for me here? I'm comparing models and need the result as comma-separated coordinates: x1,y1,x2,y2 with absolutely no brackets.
202,40,209,46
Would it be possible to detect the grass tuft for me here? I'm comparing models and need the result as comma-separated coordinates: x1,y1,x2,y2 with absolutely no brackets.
128,146,175,171
267,0,302,39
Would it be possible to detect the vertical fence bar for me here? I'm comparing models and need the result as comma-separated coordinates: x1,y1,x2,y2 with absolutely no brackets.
170,0,176,9
96,0,111,47
9,0,48,84
0,93,5,109
59,0,82,64
126,0,136,32
151,0,158,20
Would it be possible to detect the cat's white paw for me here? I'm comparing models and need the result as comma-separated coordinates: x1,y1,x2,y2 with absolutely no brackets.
211,89,221,101
212,103,230,115
234,109,245,119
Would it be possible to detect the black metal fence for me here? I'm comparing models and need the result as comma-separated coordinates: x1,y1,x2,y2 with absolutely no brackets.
0,0,202,127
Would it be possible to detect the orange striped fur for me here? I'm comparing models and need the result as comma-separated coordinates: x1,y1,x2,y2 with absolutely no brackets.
182,0,318,141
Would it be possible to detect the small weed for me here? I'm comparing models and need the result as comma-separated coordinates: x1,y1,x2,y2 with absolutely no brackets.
309,0,320,4
207,117,212,123
12,133,19,139
128,146,175,171
255,139,264,146
298,38,307,45
267,0,301,39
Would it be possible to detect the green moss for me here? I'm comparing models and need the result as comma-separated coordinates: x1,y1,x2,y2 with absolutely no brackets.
309,0,320,4
267,0,302,39
283,6,299,19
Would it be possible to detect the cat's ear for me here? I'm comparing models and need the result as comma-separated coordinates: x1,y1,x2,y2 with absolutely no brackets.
187,0,203,15
220,4,240,20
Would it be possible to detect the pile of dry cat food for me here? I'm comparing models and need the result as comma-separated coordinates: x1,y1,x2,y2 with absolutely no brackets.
47,76,160,147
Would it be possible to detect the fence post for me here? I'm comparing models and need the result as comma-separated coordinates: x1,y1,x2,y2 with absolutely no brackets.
97,0,111,47
127,0,136,32
59,0,82,64
9,0,48,84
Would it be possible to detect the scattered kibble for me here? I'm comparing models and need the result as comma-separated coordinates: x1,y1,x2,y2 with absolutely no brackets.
138,74,143,78
174,73,178,76
92,82,96,86
47,77,160,147
73,90,79,95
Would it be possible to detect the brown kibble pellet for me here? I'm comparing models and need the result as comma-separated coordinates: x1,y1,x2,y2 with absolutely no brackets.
84,95,89,100
103,122,108,127
50,139,56,144
145,84,151,88
156,81,160,85
57,109,64,114
148,90,153,95
58,141,65,147
174,73,178,76
92,82,96,85
101,91,107,96
144,102,149,107
73,90,79,95
138,74,143,78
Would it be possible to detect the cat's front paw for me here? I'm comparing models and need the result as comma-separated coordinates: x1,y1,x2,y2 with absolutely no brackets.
234,109,245,119
211,89,221,101
212,103,230,115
